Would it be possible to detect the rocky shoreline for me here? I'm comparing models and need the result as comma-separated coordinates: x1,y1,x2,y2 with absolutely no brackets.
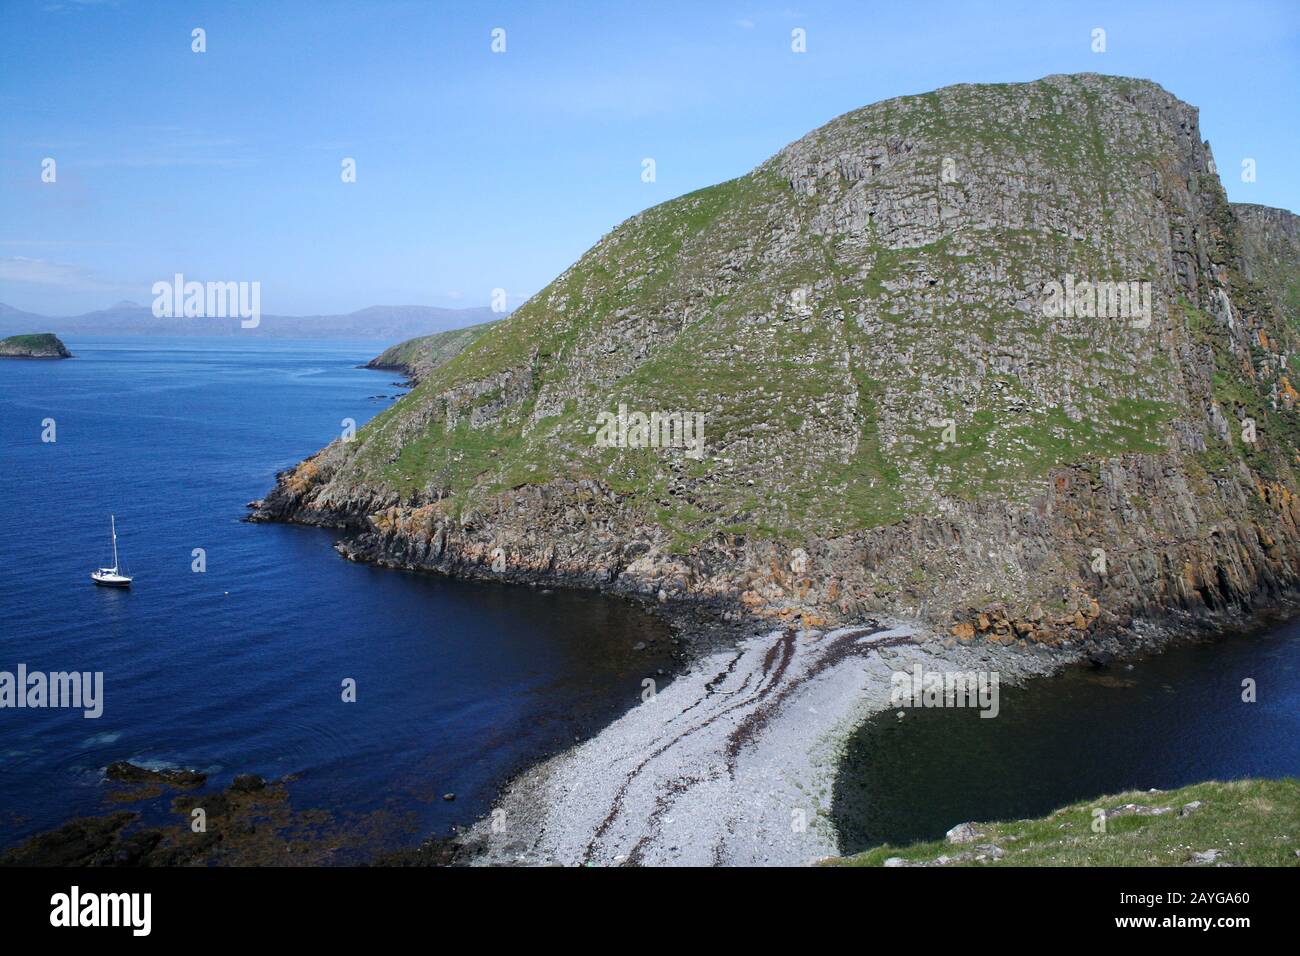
246,467,1300,660
455,621,1063,866
449,599,1298,866
247,493,1300,866
11,498,1294,867
0,764,321,867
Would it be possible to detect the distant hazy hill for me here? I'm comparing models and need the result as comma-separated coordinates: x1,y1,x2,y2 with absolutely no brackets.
0,301,502,341
0,303,50,328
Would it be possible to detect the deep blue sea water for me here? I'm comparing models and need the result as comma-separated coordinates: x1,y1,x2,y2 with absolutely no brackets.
0,337,670,860
3,337,1297,862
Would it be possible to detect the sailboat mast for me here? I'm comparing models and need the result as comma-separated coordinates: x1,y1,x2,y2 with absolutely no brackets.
111,515,119,571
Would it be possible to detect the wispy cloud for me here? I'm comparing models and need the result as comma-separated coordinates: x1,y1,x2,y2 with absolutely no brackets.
44,0,124,11
0,256,123,290
0,240,123,249
76,154,256,169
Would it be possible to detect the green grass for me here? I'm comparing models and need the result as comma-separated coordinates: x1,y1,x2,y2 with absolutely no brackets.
827,778,1300,867
0,332,63,350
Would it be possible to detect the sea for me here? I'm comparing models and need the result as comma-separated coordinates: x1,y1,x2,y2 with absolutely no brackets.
0,336,671,860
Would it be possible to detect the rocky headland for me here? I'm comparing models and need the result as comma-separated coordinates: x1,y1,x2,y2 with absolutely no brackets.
363,320,497,383
247,74,1300,864
251,73,1300,652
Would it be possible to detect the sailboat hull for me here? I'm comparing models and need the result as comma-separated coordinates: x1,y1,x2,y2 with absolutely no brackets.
91,571,132,588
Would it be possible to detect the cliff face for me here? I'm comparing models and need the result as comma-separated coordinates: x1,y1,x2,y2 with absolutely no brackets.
0,333,71,358
254,74,1300,644
1233,203,1300,326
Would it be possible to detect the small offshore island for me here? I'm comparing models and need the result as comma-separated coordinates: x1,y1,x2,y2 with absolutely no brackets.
0,332,72,359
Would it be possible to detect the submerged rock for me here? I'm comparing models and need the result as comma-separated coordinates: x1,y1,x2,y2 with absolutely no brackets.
230,773,266,793
2,772,346,866
105,761,206,789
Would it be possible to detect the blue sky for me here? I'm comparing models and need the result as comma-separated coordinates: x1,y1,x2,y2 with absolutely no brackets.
1,0,1296,316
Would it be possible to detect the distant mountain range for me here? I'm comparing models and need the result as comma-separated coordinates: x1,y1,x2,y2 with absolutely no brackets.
0,301,503,341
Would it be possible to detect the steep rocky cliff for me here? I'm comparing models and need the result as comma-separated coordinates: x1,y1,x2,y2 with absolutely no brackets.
1234,202,1300,325
253,74,1300,645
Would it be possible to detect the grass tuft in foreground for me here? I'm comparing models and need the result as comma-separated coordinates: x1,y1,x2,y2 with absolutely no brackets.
826,778,1300,867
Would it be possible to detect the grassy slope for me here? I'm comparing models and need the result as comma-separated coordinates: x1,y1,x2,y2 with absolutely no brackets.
827,778,1300,866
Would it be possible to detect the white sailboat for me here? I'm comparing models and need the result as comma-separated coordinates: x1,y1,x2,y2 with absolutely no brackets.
91,514,133,588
